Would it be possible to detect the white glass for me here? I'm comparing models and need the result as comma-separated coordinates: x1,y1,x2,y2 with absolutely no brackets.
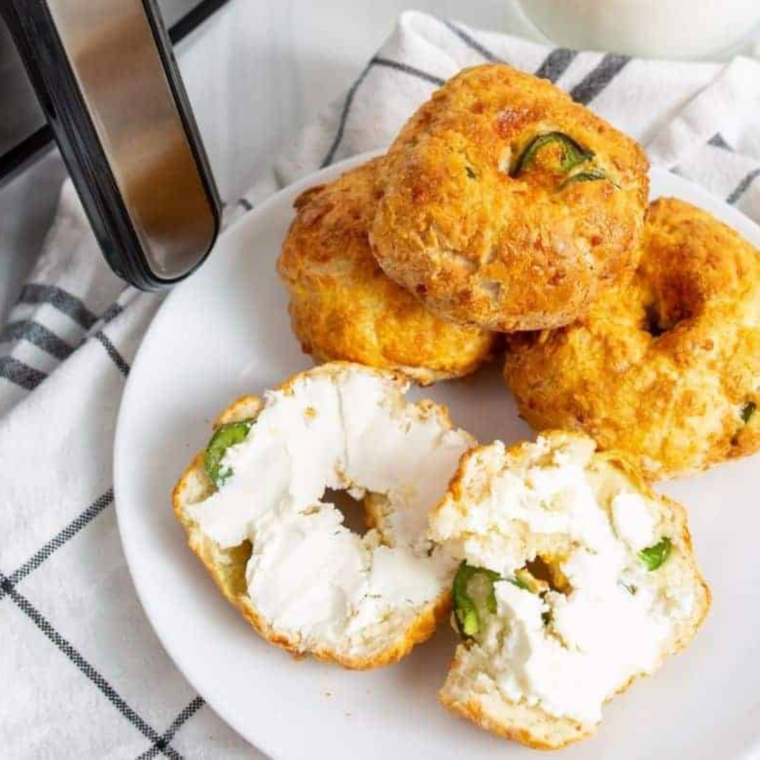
515,0,760,59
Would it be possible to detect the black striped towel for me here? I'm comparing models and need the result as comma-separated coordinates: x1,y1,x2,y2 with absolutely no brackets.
2,10,760,758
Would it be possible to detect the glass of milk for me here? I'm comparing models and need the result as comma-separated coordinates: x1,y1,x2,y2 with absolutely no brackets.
515,0,760,59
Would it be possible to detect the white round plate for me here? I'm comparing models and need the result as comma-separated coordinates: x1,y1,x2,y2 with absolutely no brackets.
115,152,760,760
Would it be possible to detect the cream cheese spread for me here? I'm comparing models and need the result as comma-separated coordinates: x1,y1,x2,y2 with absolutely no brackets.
612,492,656,551
433,437,687,725
187,366,472,652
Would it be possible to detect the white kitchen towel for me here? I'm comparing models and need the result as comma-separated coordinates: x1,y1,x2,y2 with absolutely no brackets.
3,9,760,759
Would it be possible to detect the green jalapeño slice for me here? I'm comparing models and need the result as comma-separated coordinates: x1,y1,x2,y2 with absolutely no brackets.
453,562,501,638
513,131,594,177
638,537,672,571
204,419,255,488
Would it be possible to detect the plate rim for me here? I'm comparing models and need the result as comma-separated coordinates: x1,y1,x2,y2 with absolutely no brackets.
113,153,760,757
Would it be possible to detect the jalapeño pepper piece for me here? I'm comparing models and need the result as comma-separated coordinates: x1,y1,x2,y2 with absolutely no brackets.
638,537,672,571
453,562,501,638
513,131,594,177
204,419,255,488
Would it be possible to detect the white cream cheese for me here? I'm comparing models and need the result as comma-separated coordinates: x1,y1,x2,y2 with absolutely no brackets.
612,492,656,551
487,575,669,724
187,366,472,652
435,436,684,725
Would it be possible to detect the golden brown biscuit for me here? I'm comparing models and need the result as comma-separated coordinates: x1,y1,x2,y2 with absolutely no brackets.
277,158,496,385
370,63,649,332
505,198,760,479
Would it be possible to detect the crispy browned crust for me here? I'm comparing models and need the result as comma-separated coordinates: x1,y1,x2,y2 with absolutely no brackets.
433,431,711,749
370,63,649,332
505,197,760,479
438,687,591,750
277,158,497,385
172,364,456,668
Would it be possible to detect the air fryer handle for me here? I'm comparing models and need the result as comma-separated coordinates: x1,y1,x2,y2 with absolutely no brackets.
2,0,221,290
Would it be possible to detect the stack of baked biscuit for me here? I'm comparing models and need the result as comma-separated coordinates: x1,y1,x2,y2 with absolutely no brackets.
278,62,760,479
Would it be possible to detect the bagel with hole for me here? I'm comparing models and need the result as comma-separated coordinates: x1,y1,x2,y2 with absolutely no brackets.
505,197,760,479
277,158,497,385
370,63,649,332
429,431,710,749
173,362,475,668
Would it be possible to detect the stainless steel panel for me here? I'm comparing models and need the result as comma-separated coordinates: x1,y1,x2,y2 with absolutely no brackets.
0,0,203,164
45,0,216,280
